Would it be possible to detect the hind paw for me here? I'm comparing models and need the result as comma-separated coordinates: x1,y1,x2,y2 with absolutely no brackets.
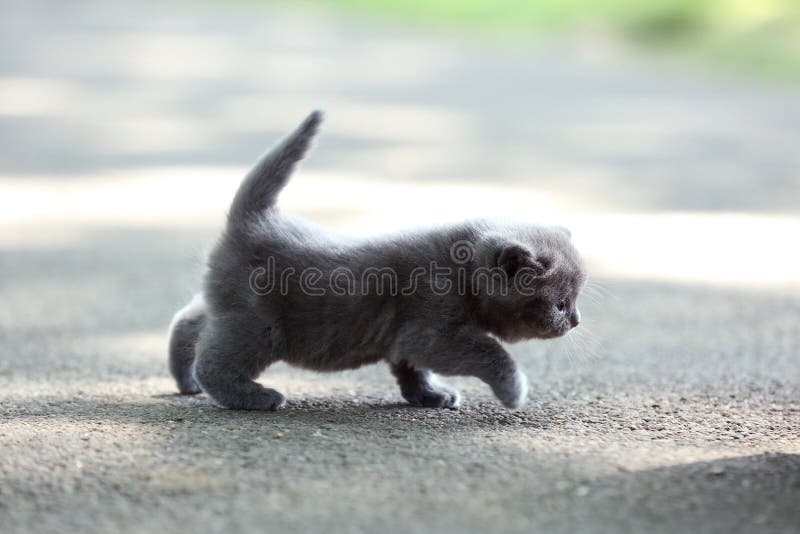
403,383,461,409
177,376,202,395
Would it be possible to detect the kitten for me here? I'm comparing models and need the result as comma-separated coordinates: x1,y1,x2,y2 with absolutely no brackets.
168,111,586,411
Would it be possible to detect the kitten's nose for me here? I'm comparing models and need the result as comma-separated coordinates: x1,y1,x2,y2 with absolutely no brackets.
569,309,580,328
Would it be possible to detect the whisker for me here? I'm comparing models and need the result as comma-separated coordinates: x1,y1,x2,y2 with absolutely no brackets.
563,335,578,369
584,280,620,301
569,326,605,362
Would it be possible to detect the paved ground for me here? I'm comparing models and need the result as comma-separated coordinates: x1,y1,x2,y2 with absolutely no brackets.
1,1,799,533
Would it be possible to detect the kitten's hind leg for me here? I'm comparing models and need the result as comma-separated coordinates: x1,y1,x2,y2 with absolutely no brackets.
390,360,461,409
168,293,206,395
193,318,285,411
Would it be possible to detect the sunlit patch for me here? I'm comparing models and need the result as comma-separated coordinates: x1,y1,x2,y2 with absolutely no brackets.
95,33,240,80
1,169,797,288
0,77,84,117
572,213,800,288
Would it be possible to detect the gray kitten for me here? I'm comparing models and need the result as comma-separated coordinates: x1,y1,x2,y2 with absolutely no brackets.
168,111,586,411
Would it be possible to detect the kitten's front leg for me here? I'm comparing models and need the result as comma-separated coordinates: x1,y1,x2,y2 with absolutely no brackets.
390,360,461,409
395,326,528,409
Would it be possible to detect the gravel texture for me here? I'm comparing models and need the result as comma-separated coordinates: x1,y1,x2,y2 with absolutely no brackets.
1,229,798,533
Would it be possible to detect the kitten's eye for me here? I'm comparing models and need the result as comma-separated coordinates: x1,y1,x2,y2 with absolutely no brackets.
556,300,567,313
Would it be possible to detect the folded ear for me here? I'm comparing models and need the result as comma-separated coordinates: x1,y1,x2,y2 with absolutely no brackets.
497,244,547,277
554,226,571,239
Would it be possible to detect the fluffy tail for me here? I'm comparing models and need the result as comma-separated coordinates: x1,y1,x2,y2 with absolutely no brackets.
227,110,323,231
168,293,207,395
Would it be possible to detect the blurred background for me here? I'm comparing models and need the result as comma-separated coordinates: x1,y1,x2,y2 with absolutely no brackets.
2,0,799,283
1,1,798,532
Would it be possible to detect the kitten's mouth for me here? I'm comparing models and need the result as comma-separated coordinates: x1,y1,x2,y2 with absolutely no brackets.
544,323,575,339
559,323,577,335
521,328,568,341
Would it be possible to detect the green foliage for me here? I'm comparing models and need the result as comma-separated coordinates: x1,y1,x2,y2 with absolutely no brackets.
310,0,800,80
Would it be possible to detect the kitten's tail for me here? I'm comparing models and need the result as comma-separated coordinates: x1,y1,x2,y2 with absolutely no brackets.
168,293,207,395
227,110,323,231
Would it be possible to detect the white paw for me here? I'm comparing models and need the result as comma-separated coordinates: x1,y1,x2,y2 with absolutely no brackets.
498,368,528,410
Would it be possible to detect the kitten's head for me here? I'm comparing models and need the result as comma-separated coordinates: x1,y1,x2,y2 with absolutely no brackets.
472,225,586,342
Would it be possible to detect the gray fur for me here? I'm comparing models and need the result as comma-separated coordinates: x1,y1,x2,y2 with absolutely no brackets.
168,110,586,411
168,293,205,394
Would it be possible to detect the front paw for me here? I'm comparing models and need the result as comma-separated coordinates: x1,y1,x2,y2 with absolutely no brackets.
403,384,461,409
252,389,287,411
493,368,528,410
223,388,286,411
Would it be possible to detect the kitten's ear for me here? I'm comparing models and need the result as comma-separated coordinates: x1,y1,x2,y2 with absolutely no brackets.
497,245,546,277
554,226,572,239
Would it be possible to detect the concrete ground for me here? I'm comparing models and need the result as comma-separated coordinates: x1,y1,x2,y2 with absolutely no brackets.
0,1,798,533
